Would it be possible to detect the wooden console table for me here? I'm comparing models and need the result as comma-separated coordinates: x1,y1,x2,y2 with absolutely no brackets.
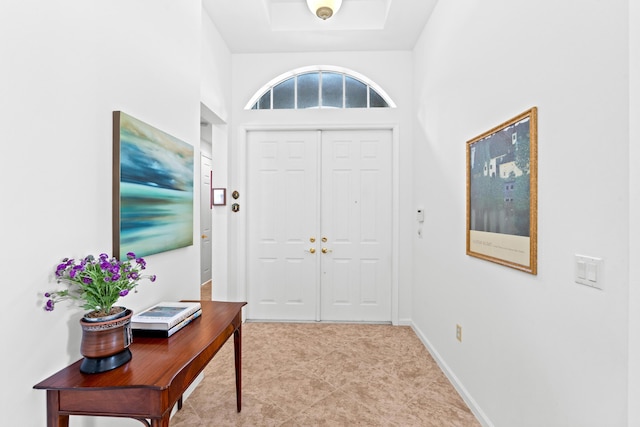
34,300,247,427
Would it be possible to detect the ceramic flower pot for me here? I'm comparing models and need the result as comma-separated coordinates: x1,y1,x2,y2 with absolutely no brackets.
79,307,133,374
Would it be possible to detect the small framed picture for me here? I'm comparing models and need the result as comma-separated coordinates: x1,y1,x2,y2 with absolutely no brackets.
212,188,226,206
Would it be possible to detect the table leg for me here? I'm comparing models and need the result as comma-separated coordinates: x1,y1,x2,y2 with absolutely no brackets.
234,325,242,412
46,391,69,427
150,415,170,427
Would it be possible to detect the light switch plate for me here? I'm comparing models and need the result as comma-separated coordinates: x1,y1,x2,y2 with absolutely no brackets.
576,260,586,279
575,255,603,290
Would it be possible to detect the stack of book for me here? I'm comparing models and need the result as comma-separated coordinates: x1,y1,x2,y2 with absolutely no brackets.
131,301,202,338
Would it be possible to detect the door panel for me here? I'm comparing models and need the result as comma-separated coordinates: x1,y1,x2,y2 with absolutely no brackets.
320,130,392,321
247,131,319,320
200,154,212,285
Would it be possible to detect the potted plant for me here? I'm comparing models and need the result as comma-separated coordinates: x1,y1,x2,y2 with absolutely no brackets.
42,252,156,373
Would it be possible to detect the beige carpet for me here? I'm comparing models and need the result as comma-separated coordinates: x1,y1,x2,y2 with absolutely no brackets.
170,322,481,426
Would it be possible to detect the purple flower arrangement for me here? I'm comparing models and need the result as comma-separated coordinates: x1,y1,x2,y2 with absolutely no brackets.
43,252,156,317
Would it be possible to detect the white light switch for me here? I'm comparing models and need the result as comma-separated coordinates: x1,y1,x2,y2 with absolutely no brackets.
587,262,598,282
577,260,586,279
575,255,603,290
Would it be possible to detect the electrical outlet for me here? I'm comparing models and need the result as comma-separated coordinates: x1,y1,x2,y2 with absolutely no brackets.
456,324,462,342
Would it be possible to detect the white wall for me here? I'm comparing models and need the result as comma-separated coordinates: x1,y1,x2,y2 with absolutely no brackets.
1,1,202,426
201,10,232,124
412,1,630,426
201,12,233,300
629,0,640,424
229,51,415,321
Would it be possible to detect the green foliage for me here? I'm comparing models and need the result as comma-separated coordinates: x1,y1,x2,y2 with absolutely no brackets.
42,252,156,317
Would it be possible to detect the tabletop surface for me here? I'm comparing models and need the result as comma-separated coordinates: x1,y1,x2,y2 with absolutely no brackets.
34,300,247,391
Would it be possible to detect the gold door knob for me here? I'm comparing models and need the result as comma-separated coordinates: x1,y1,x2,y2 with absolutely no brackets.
310,237,316,243
322,237,327,242
309,248,316,254
322,248,328,254
201,234,208,239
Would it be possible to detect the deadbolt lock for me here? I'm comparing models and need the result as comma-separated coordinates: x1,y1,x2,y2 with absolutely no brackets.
309,248,316,254
322,237,327,242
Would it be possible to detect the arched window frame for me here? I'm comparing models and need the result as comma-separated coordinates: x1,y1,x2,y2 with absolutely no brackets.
245,65,397,110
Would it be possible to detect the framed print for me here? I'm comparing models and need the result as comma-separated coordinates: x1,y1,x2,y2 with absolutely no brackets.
466,107,538,274
212,188,226,206
113,111,194,260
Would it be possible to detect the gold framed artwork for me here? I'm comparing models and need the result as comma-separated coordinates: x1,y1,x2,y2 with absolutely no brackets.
466,107,538,274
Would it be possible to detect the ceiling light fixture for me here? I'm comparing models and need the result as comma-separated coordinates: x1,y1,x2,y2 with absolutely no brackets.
306,0,343,20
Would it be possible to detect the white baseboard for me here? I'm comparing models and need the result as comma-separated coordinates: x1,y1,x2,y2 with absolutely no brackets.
410,322,494,427
398,317,413,326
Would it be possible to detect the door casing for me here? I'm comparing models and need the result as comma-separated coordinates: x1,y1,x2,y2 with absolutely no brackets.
236,124,400,325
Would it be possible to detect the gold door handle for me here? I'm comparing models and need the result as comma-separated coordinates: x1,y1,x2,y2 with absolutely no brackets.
201,234,208,239
310,237,316,243
322,248,332,254
308,248,316,254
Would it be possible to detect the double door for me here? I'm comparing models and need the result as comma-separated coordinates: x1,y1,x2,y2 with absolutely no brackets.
247,129,392,322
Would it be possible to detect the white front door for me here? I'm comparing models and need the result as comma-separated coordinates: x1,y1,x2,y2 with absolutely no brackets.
247,131,319,320
320,130,392,322
247,129,392,322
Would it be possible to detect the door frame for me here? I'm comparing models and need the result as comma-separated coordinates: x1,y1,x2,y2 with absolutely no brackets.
236,124,400,325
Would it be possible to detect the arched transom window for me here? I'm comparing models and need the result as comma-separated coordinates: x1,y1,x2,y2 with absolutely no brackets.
246,65,396,110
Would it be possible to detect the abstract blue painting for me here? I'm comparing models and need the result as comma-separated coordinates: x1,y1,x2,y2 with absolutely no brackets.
113,111,194,260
